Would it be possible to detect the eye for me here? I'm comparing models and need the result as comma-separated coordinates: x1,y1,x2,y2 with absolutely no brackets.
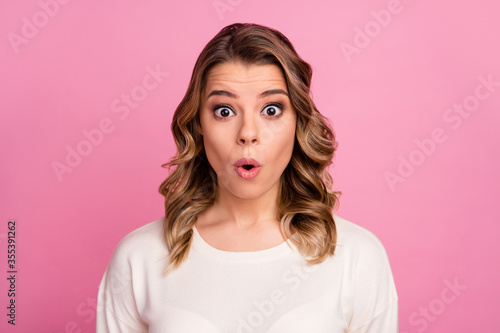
261,103,283,117
213,105,235,118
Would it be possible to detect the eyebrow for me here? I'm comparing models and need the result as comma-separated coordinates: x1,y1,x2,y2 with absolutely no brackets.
206,89,289,99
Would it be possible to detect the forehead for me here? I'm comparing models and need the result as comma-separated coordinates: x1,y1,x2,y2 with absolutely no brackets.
203,62,287,94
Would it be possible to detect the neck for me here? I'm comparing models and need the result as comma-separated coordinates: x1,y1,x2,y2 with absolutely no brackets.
211,181,281,230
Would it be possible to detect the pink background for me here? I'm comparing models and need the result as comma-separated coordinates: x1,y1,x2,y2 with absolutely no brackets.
1,0,499,332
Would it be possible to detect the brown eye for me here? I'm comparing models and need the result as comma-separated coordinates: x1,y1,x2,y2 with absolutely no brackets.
262,103,283,117
214,105,235,118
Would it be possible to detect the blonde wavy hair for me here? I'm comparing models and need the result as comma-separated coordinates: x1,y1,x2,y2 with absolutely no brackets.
159,23,341,275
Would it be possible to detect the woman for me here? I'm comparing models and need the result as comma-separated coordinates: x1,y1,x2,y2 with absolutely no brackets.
97,23,398,332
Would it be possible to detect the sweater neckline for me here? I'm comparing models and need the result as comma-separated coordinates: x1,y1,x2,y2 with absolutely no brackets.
191,225,297,263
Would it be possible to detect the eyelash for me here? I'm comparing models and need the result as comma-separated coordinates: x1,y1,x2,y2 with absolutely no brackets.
212,102,284,120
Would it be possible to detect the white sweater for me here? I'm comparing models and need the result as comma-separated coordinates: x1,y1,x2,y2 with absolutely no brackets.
96,214,398,332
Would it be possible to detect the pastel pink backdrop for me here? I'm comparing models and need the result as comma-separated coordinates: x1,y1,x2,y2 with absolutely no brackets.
1,0,499,332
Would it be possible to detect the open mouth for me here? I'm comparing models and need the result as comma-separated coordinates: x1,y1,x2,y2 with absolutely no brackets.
234,158,262,180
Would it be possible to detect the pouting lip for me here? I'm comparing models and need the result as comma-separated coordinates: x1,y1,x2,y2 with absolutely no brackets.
234,157,262,168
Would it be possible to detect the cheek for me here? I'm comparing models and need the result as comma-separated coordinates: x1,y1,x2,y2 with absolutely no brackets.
262,124,296,167
279,121,296,165
202,132,229,170
278,129,296,162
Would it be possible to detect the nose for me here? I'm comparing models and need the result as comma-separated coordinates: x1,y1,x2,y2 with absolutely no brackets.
238,112,259,145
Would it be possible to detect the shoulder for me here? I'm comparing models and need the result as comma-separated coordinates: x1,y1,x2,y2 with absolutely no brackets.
333,214,390,261
333,214,390,269
107,217,167,268
332,216,398,329
333,213,397,293
97,218,164,330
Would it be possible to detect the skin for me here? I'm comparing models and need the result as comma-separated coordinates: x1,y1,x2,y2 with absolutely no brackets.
195,61,297,251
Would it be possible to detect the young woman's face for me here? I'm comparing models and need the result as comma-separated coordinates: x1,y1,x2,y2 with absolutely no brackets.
199,61,297,200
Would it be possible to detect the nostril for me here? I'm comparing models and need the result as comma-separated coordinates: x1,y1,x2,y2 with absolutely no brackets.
239,138,257,144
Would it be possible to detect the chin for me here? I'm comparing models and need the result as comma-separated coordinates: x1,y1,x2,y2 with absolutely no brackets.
229,179,280,200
